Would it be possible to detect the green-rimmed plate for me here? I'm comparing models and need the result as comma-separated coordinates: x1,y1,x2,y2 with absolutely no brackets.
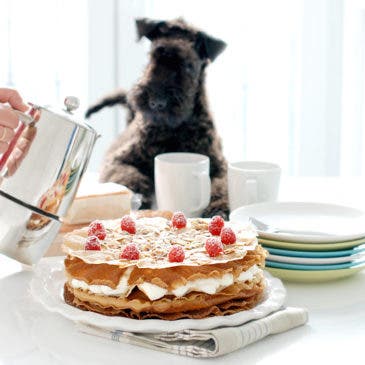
259,236,365,251
266,264,365,282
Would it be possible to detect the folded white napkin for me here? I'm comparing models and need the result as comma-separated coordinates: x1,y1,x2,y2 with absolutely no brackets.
77,307,308,358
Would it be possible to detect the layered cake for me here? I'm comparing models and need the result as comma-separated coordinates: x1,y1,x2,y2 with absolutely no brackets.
62,213,267,320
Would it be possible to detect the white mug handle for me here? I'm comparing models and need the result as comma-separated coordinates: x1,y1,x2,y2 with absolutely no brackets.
192,172,211,212
246,178,258,205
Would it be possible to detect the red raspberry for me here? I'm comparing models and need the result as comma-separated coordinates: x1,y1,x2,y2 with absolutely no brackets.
220,227,237,245
168,245,185,263
120,215,136,234
120,243,140,260
171,211,187,229
88,220,106,240
85,236,101,251
205,237,223,257
208,216,225,235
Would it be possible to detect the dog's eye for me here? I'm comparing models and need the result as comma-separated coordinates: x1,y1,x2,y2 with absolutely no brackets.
185,62,195,74
154,46,167,57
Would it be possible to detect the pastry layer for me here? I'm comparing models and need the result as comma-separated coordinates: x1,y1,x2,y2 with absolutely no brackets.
62,217,258,268
68,265,262,300
64,273,265,319
64,244,266,296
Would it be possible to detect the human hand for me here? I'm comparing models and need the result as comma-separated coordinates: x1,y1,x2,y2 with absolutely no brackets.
0,88,28,154
5,125,37,177
0,88,38,179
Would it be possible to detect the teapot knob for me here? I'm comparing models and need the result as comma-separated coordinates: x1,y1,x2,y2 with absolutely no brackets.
64,96,80,113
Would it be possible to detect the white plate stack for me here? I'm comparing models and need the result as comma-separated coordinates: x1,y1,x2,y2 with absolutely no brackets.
230,202,365,282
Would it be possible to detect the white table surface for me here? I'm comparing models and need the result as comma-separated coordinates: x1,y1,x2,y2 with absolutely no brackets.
1,177,365,365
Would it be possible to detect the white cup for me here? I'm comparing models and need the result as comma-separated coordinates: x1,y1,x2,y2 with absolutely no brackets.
154,153,211,217
228,161,281,210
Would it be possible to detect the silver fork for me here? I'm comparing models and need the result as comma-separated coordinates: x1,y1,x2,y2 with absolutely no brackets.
249,217,331,236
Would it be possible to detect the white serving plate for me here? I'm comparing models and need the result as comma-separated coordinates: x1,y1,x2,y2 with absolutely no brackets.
268,253,365,265
230,202,365,243
30,257,286,334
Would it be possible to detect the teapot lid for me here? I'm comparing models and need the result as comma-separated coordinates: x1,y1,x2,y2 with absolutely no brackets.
36,96,96,133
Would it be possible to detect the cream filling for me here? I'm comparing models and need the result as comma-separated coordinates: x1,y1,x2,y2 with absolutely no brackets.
70,267,134,297
70,264,261,301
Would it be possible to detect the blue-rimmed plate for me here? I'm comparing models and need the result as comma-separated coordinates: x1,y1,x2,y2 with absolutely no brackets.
266,260,365,271
264,245,365,258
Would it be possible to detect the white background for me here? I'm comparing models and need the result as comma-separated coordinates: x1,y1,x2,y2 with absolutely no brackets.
1,0,365,176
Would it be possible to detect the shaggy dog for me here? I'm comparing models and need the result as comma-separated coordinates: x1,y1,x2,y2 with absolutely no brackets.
86,18,229,218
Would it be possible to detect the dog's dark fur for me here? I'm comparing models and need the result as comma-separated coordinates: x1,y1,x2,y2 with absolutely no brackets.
86,18,229,218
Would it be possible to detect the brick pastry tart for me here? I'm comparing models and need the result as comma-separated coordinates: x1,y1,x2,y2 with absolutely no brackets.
62,212,267,320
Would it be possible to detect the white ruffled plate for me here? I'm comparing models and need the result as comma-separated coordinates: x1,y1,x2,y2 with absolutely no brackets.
30,256,286,333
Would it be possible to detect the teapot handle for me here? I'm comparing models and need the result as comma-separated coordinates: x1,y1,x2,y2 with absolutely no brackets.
0,106,38,173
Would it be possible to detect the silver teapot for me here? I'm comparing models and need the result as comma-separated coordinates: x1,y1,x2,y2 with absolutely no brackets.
0,97,99,265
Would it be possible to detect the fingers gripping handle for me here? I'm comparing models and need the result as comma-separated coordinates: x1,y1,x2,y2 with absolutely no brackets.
0,106,37,173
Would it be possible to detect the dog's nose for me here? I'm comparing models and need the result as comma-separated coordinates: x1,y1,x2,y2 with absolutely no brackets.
149,97,167,111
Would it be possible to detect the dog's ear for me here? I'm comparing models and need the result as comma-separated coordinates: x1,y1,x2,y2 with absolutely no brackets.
135,18,167,41
195,31,227,62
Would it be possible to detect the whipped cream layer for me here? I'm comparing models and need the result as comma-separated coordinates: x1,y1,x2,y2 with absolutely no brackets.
70,264,262,301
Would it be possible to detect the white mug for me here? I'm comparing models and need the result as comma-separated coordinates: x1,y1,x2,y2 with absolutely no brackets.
228,161,281,210
154,153,211,217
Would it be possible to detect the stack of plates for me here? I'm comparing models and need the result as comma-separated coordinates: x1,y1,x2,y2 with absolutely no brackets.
230,202,365,282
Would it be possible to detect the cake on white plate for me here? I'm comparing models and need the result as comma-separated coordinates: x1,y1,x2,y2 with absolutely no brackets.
62,212,267,320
